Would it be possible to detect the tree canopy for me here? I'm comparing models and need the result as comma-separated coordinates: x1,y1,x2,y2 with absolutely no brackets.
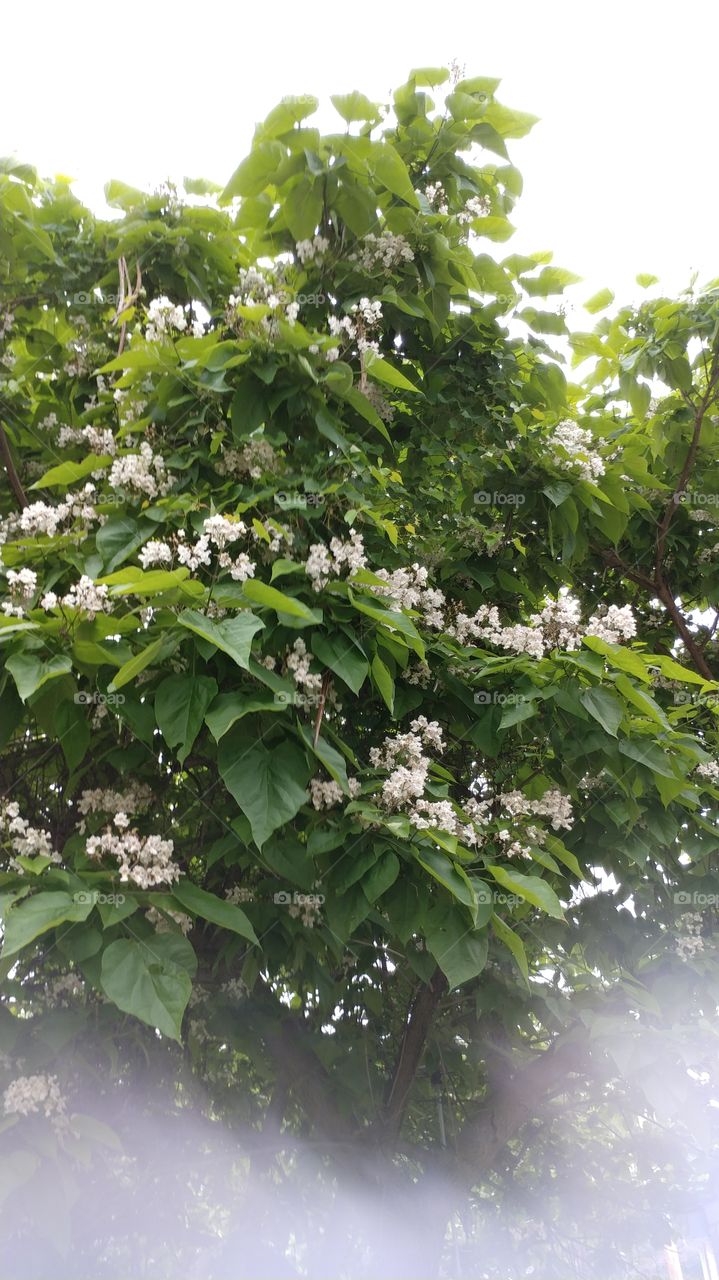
0,68,718,1278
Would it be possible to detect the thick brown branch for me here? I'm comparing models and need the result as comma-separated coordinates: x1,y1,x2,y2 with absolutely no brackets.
655,350,719,582
382,968,447,1140
0,422,28,509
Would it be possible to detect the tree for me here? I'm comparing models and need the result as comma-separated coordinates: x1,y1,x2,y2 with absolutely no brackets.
0,69,717,1279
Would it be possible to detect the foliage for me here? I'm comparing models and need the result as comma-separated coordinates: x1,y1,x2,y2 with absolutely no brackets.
0,68,718,1277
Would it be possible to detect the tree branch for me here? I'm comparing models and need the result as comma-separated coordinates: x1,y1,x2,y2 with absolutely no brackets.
381,968,447,1140
0,422,28,509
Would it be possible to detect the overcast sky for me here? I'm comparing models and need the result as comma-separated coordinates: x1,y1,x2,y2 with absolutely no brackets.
3,0,717,312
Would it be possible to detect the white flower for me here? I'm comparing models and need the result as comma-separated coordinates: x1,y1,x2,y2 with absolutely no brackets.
138,540,173,570
548,420,605,483
109,442,170,499
86,829,178,888
3,1074,66,1127
350,232,414,271
457,194,491,224
177,536,212,571
585,605,637,644
202,514,246,548
696,760,719,785
60,576,112,620
145,296,188,342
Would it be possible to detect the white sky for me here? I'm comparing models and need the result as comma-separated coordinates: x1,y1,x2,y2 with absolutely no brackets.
3,0,717,312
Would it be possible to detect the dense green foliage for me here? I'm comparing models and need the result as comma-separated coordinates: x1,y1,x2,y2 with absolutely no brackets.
0,68,718,1277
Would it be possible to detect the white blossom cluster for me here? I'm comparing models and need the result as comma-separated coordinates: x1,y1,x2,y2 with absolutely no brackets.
369,716,444,810
328,298,383,356
425,182,449,214
498,788,574,831
288,899,323,928
350,232,414,272
145,905,193,935
3,1074,67,1128
15,484,100,538
138,539,173,570
457,194,491,224
295,235,329,264
309,776,361,810
676,912,704,961
548,421,606,483
0,800,62,873
145,296,203,342
286,637,322,697
76,782,153,819
371,564,446,629
86,822,178,888
108,442,171,500
2,567,38,617
225,885,255,905
216,440,277,479
450,596,636,658
44,972,84,1005
305,530,367,591
41,575,112,620
57,425,117,455
695,760,719,785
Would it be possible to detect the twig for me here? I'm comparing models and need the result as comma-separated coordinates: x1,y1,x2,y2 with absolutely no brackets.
0,422,28,508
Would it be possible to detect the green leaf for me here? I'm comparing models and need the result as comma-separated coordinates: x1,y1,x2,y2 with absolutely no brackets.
284,177,323,240
491,914,529,984
426,912,488,990
371,652,395,713
2,891,93,958
310,631,368,694
361,850,400,902
220,141,286,201
242,579,318,621
584,288,614,314
330,92,382,123
155,674,217,763
580,686,624,737
365,352,421,393
297,722,350,793
373,143,419,207
218,731,310,848
29,454,111,490
100,937,192,1042
177,609,264,669
486,866,564,919
416,847,476,913
636,273,659,288
172,880,257,944
6,651,72,703
205,691,286,740
108,636,165,692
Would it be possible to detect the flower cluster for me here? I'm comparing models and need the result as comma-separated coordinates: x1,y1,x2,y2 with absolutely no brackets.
548,421,606,483
57,424,117,455
16,484,100,538
109,442,171,500
450,595,636,658
295,235,329,264
145,296,203,342
695,760,719,785
457,194,491,224
369,716,444,811
498,788,574,831
86,823,178,888
3,1074,67,1128
76,782,153,819
676,912,704,961
0,800,62,873
305,530,367,591
309,776,361,810
425,182,449,214
2,567,38,617
42,575,112,619
145,905,193,935
328,299,383,356
350,232,414,272
286,637,322,698
216,439,277,479
371,564,446,629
